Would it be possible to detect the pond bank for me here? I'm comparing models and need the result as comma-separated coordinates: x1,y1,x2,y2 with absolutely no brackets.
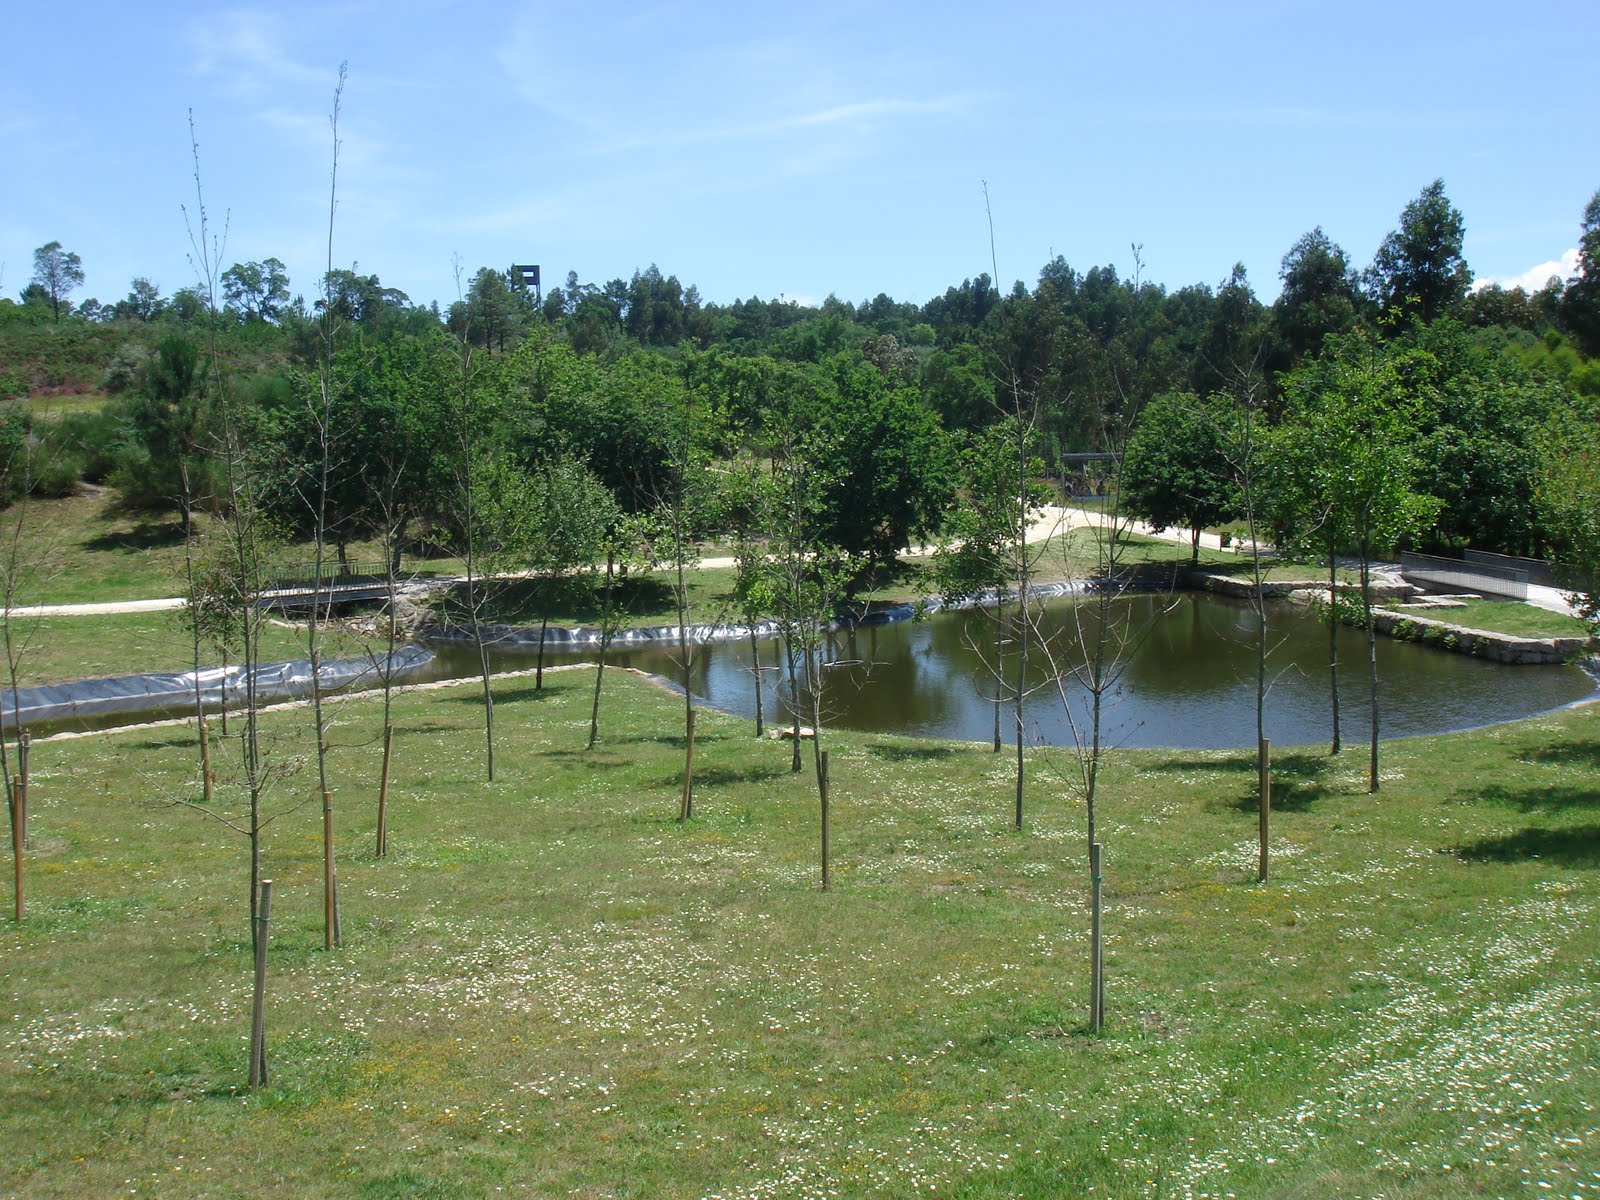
1184,569,1592,665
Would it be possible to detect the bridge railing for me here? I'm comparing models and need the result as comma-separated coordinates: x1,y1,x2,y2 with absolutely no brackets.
1399,552,1529,600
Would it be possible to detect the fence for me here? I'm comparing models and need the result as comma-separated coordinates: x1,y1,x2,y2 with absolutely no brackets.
268,560,389,590
1399,552,1529,600
1463,549,1556,587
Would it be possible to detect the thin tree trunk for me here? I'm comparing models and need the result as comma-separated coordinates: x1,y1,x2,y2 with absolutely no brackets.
992,598,1004,753
1363,548,1379,793
587,554,615,750
1327,550,1341,755
536,612,549,691
749,627,764,737
785,635,802,774
676,548,695,821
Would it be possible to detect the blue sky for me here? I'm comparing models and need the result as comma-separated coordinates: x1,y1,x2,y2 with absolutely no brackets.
4,1,1596,313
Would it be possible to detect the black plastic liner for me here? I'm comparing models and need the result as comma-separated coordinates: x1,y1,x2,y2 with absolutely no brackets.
3,645,433,726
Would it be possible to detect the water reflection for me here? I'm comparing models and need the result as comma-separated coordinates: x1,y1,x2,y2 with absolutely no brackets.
478,594,1595,751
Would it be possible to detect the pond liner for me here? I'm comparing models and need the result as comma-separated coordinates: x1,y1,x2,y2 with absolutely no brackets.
416,581,1096,651
2,645,434,726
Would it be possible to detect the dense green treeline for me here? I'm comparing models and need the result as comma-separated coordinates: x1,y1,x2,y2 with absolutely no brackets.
3,179,1600,605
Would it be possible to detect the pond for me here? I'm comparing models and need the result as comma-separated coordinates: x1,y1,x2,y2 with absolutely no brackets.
433,593,1597,751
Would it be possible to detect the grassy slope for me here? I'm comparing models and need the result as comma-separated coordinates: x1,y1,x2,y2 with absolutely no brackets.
2,670,1595,1198
1,611,375,687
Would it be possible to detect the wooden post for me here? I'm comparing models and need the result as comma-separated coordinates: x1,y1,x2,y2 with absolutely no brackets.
199,717,214,808
9,778,21,923
680,707,696,822
18,731,29,850
1089,841,1104,1033
1257,737,1271,885
819,749,831,892
322,791,339,950
376,723,393,858
249,879,273,1089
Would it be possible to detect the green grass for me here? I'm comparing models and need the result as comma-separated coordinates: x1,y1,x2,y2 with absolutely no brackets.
17,393,109,420
1,611,380,687
3,670,1597,1198
1417,597,1593,639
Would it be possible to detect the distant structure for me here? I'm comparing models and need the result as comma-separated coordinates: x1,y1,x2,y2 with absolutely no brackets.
512,264,541,303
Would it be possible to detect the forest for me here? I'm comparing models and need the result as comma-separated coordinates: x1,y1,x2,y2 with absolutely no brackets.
4,178,1600,621
5,166,1600,1198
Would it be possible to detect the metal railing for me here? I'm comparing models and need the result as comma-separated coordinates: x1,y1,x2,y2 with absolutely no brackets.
1463,549,1555,587
267,560,389,591
1400,552,1529,600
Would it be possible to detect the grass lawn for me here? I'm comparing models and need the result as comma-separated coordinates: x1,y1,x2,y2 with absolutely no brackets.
2,670,1596,1198
3,492,471,607
1,611,380,688
1417,597,1593,640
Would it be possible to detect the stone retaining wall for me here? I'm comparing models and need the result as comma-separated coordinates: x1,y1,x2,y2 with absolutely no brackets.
1368,608,1589,666
1182,570,1589,665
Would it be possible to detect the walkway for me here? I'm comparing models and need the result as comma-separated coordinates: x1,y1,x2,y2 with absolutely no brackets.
9,506,1585,622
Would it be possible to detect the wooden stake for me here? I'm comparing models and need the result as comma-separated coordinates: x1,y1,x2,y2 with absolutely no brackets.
679,707,696,821
199,717,214,808
376,723,393,858
820,749,831,892
9,779,21,923
1258,737,1271,885
249,879,273,1089
322,790,339,949
18,731,29,851
1090,841,1104,1033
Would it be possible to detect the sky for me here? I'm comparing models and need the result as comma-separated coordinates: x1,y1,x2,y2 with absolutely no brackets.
4,1,1597,315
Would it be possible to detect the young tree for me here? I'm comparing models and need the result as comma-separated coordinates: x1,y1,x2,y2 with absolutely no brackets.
1,412,60,921
446,261,511,781
301,63,348,950
652,362,717,820
1276,333,1442,791
1040,435,1163,1033
756,426,853,889
30,242,84,322
522,454,615,692
586,511,652,750
933,417,1050,755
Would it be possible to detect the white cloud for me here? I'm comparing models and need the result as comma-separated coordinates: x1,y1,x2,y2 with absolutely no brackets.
1474,247,1578,293
185,8,338,104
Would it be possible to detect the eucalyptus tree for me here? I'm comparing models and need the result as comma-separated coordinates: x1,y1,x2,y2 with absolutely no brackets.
1563,189,1600,358
1274,228,1363,366
1366,179,1473,327
30,242,84,322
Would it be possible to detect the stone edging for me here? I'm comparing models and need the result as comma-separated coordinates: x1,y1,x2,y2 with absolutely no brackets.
1184,569,1591,666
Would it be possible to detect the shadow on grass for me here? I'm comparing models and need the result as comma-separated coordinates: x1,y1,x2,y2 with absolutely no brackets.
1460,782,1600,814
1157,750,1337,812
1453,825,1600,868
670,762,791,788
1522,738,1600,770
83,518,187,552
391,720,463,738
866,741,957,762
129,735,197,752
436,575,679,627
